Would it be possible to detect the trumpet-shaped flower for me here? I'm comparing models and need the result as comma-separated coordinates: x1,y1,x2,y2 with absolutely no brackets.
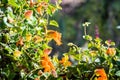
59,55,71,67
41,54,55,72
47,30,62,45
106,48,116,56
94,68,107,80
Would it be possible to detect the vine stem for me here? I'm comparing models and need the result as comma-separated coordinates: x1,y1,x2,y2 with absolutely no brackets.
24,68,42,79
84,26,87,36
23,49,39,63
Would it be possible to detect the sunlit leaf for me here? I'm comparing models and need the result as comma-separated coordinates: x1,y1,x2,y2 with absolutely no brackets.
50,20,59,27
8,0,19,8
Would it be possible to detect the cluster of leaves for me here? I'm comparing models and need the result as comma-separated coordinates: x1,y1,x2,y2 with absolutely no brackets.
64,34,120,80
1,0,120,80
0,0,63,80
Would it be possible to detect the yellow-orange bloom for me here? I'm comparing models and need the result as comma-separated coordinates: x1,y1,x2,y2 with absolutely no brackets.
33,35,43,43
106,48,116,56
95,68,107,80
13,50,22,58
90,50,97,57
26,33,32,42
59,55,71,67
24,10,33,19
37,5,43,15
47,30,62,45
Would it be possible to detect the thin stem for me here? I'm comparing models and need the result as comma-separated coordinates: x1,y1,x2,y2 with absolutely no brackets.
24,68,41,79
23,49,38,63
84,26,87,36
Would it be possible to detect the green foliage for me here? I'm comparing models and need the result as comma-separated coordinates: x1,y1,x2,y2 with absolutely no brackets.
1,0,120,80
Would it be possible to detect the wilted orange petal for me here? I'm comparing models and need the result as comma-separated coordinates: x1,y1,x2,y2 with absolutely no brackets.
30,0,34,7
38,70,43,76
51,70,58,78
43,48,52,55
25,10,33,19
16,37,24,46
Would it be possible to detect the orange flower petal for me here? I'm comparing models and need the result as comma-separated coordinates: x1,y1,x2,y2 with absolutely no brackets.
43,48,52,55
41,60,48,67
24,10,33,19
95,68,107,80
106,48,116,56
47,30,62,45
37,5,43,15
16,37,24,46
44,65,51,72
48,61,55,70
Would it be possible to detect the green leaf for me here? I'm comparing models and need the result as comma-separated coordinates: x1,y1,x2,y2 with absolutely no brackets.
115,71,120,77
3,17,13,27
50,20,59,27
8,0,19,8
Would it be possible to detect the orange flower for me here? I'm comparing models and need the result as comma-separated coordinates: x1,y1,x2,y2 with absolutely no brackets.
106,48,116,56
95,68,107,80
34,77,39,80
37,2,48,15
16,37,24,46
48,61,55,70
59,55,71,67
43,48,52,55
33,35,43,43
37,5,43,15
13,50,22,58
47,30,62,45
24,10,33,19
41,60,48,66
41,54,55,72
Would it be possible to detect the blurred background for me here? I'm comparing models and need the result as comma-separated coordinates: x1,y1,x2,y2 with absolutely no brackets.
50,0,120,56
